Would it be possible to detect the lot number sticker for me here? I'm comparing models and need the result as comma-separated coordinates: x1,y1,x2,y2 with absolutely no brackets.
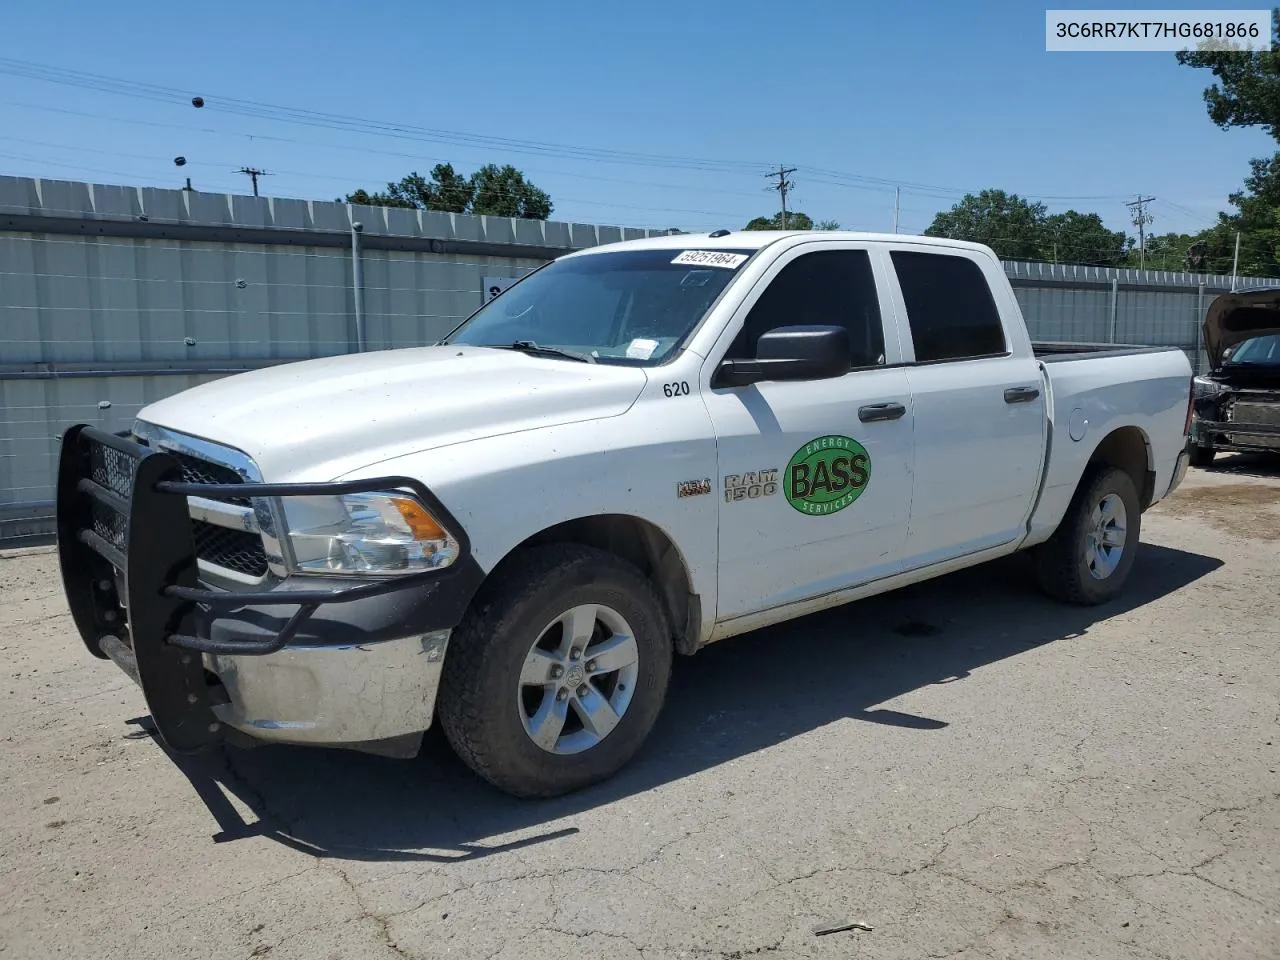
671,250,748,269
784,435,870,515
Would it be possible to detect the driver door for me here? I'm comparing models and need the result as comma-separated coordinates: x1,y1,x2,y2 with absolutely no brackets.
700,244,915,622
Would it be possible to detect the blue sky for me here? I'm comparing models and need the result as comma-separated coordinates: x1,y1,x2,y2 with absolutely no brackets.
0,0,1272,239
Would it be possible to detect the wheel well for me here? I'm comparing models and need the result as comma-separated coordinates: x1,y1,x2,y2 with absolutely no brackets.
1088,426,1155,508
504,515,701,656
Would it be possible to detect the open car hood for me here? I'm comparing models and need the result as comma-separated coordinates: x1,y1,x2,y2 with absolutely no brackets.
1203,288,1280,368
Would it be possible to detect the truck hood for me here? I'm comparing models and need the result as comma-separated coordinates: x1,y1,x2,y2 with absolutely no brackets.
135,346,648,480
1203,288,1280,368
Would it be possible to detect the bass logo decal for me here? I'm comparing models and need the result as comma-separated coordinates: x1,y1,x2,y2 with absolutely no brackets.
784,435,870,516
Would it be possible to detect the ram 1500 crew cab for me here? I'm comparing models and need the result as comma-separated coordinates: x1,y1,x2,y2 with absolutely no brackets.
56,231,1194,797
1189,287,1280,465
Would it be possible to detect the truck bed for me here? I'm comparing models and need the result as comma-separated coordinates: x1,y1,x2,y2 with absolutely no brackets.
1033,341,1182,363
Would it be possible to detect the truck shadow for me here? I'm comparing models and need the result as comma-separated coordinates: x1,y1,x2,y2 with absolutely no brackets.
1200,451,1280,479
149,541,1222,862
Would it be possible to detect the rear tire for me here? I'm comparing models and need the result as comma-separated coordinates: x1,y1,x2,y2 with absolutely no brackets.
1187,443,1215,468
438,544,672,798
1035,465,1140,606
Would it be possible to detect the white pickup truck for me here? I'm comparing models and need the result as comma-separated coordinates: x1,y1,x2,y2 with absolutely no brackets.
56,231,1194,797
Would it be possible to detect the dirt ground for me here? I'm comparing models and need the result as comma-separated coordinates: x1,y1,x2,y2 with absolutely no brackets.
2,455,1278,960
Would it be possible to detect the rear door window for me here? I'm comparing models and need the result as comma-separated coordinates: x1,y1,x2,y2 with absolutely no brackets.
890,251,1006,362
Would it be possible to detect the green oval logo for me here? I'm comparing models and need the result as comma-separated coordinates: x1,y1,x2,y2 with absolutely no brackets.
784,435,871,516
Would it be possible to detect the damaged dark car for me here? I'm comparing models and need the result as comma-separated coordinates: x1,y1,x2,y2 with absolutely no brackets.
1189,288,1280,467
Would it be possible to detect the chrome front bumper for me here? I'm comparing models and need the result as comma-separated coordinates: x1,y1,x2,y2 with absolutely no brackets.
207,629,451,750
57,424,483,757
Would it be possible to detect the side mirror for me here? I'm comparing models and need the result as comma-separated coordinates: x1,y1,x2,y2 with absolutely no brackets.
714,325,851,387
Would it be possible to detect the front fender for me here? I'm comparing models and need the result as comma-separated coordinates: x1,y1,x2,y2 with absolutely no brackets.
335,411,721,635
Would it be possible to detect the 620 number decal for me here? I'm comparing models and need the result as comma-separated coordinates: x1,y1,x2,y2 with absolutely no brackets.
663,381,691,398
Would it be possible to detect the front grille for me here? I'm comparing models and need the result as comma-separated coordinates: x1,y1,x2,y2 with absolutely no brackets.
1226,399,1280,449
170,452,252,506
192,520,269,578
132,437,269,578
1229,400,1280,427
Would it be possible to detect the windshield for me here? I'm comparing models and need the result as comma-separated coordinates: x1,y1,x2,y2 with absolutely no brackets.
1224,333,1280,366
444,248,754,365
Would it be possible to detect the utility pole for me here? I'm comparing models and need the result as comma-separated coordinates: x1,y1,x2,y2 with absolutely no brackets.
1231,231,1241,291
766,165,797,229
237,167,270,197
1126,195,1155,269
893,186,900,234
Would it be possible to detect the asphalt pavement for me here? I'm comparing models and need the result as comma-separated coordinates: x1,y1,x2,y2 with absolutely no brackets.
2,456,1277,960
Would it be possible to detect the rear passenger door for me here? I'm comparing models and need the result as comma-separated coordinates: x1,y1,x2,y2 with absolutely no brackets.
883,247,1047,568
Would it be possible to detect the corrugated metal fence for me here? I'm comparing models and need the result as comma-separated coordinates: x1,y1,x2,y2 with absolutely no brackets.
1005,259,1267,371
1,174,1273,542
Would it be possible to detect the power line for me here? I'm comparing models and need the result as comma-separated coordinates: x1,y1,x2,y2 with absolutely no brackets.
0,138,769,221
0,73,1237,241
1154,198,1222,229
0,128,777,203
0,58,1162,206
0,57,766,174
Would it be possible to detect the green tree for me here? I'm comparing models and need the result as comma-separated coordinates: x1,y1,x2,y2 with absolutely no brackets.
1042,210,1130,266
924,191,1134,265
1138,232,1213,271
1203,153,1280,275
1176,10,1280,139
743,211,816,230
343,187,414,209
924,189,1047,260
345,162,552,219
814,219,841,230
1174,11,1280,277
469,164,553,219
344,164,473,212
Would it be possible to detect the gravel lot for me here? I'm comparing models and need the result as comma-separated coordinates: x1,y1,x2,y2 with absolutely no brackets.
3,457,1278,960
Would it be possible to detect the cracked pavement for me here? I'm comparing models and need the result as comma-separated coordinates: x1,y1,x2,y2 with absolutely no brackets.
2,456,1278,959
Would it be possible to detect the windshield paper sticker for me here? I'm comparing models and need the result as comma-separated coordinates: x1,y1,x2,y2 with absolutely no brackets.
626,338,660,359
671,250,748,269
785,436,870,515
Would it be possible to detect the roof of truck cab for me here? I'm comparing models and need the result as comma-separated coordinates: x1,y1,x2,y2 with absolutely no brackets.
562,231,998,257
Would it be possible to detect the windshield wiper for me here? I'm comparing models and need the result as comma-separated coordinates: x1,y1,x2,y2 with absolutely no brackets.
491,340,596,363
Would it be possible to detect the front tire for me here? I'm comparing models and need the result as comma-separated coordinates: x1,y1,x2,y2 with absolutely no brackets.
438,544,672,798
1187,443,1215,468
1035,465,1140,606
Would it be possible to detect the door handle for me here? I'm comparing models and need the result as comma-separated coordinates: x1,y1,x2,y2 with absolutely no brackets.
858,402,906,423
1004,386,1041,404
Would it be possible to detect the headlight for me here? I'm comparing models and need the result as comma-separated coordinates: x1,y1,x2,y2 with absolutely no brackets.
1193,376,1224,400
281,492,459,575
